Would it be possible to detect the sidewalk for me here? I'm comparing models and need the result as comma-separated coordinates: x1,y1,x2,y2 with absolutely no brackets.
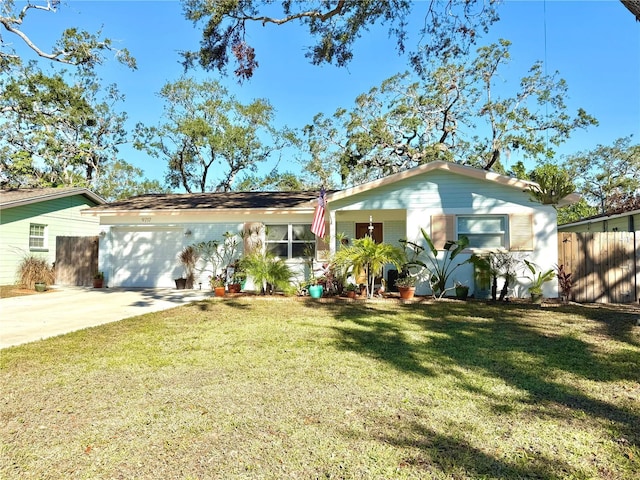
0,287,214,349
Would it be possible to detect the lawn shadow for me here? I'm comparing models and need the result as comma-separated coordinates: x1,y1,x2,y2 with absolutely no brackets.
309,300,638,450
412,302,640,447
369,421,577,479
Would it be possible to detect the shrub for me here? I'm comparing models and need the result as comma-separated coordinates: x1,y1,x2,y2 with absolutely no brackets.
17,255,55,289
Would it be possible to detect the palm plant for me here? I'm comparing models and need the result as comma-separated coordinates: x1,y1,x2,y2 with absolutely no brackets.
239,251,293,295
332,236,406,298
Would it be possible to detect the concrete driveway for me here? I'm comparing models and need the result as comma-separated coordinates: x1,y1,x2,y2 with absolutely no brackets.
0,287,214,349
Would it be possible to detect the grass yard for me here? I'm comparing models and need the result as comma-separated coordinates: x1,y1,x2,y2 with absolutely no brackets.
1,298,639,479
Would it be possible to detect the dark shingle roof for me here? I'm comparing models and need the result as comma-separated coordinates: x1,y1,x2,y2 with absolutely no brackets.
88,191,325,212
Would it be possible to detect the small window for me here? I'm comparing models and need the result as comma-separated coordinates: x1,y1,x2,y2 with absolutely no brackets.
457,216,506,249
265,224,315,259
29,223,47,250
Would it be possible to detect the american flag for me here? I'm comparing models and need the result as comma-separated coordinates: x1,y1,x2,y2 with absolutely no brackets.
311,187,326,238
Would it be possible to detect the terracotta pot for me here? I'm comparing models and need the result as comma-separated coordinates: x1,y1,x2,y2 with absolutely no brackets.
346,290,357,299
93,279,104,289
214,286,226,297
227,283,241,293
398,286,415,300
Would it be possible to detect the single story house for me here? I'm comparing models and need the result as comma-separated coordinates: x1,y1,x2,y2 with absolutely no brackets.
558,208,639,233
84,161,577,298
0,187,105,285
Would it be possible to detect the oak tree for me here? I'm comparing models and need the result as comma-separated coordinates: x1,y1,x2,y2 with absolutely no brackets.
135,77,292,193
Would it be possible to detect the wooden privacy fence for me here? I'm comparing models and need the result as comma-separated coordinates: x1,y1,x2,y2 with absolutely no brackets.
558,231,639,304
55,236,99,286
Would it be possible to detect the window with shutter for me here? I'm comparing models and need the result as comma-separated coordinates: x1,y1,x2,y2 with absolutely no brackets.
509,214,534,250
431,215,454,249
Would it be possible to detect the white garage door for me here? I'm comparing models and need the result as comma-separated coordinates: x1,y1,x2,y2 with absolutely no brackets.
110,228,183,288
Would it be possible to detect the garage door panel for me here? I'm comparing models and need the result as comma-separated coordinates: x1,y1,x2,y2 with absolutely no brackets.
111,229,182,287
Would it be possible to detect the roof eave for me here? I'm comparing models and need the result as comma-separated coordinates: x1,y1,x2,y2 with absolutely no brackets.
327,160,538,203
2,188,106,208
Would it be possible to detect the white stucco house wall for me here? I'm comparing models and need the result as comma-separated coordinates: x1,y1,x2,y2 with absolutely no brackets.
83,161,577,298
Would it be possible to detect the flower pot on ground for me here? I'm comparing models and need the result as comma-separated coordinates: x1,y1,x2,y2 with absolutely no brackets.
93,271,104,288
210,275,226,296
395,275,417,300
227,283,241,293
34,282,46,292
174,277,187,290
525,260,555,304
454,283,469,300
344,282,358,299
309,284,324,299
398,286,416,300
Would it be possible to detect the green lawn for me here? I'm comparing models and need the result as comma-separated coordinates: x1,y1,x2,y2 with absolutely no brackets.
1,298,638,479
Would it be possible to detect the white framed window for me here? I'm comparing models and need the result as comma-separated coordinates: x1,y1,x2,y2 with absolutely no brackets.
265,224,315,259
29,223,48,250
457,216,506,249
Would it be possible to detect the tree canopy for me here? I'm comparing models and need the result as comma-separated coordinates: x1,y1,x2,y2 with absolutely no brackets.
180,0,499,80
303,40,597,185
135,78,293,193
0,0,136,71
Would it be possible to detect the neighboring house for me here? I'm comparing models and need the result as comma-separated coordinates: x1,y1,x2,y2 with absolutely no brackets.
558,208,639,233
84,161,577,298
0,187,105,285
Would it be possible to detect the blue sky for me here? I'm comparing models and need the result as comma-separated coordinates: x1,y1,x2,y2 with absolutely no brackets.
9,0,640,187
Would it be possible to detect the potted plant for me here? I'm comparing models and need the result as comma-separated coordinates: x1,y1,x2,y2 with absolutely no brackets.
93,271,104,288
556,264,573,303
308,278,324,299
395,275,417,300
178,246,199,289
226,259,244,293
34,281,47,292
344,282,358,299
454,281,469,300
332,236,406,299
524,260,555,303
238,251,293,295
210,275,226,297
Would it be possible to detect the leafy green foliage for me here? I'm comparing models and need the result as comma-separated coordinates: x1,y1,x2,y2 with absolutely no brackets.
524,259,555,295
180,1,499,80
566,136,640,214
305,40,597,184
135,78,290,193
401,229,469,298
239,250,294,294
0,62,132,190
332,236,406,298
1,0,136,70
528,162,576,205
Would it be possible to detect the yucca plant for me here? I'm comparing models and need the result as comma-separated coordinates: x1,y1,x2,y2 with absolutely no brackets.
17,255,55,290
